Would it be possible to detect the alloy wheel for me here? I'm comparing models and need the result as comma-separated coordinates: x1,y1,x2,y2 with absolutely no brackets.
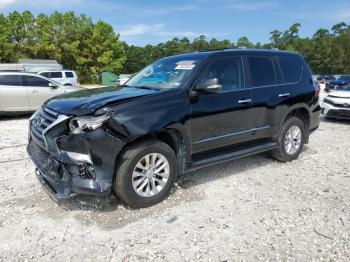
132,153,170,197
284,125,302,155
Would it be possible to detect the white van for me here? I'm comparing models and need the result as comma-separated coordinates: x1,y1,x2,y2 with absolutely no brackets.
37,70,80,86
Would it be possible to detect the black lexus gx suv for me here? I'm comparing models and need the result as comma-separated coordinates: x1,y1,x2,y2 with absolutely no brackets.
27,49,321,208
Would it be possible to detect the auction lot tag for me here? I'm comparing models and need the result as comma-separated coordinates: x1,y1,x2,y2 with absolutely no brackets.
175,60,196,70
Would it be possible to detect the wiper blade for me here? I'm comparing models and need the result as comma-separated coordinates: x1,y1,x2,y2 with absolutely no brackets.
131,85,160,90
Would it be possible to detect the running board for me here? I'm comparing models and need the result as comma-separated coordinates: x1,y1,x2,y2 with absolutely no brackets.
189,141,278,171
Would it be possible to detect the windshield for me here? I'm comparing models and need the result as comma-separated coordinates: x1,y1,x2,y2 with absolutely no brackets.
338,75,350,81
125,56,202,89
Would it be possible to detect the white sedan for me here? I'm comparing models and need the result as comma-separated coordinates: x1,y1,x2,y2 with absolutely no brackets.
321,89,350,119
0,72,81,115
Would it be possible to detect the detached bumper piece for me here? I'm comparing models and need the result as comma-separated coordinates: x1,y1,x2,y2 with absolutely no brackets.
27,107,126,200
321,102,350,120
35,168,76,201
324,109,350,119
28,139,114,200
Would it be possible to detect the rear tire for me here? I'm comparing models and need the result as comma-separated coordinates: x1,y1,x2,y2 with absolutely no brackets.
114,139,177,208
271,117,305,162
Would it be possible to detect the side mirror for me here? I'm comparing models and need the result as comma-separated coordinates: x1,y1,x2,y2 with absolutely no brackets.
49,82,59,89
195,78,222,94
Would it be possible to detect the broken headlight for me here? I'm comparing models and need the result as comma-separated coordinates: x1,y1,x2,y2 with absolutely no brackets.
69,113,111,134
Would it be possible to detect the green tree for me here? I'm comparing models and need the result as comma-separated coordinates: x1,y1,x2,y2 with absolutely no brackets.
236,36,254,48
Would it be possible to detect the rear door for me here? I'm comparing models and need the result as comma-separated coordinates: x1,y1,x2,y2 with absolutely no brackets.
49,71,63,84
190,56,254,153
24,75,62,110
246,55,302,139
0,74,29,112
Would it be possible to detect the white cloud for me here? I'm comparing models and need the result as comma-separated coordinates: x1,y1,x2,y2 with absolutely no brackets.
119,23,165,37
324,5,350,23
0,0,85,9
30,0,84,8
295,3,350,24
0,0,16,8
142,4,198,15
119,23,208,40
225,0,278,11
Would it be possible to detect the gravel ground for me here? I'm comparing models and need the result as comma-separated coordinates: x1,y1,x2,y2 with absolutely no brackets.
0,115,349,261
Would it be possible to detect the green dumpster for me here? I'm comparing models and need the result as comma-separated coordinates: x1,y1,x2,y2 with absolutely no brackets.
101,72,118,87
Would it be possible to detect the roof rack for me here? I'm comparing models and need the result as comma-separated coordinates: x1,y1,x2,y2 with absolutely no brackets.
195,48,236,53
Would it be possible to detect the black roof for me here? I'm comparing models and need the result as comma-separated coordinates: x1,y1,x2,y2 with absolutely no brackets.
166,48,300,60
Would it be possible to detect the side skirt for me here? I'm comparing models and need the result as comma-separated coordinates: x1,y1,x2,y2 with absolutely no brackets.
187,141,278,172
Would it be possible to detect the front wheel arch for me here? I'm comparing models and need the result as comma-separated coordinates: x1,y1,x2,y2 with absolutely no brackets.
113,138,178,208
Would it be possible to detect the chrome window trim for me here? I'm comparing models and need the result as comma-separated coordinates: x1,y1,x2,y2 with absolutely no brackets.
194,125,271,144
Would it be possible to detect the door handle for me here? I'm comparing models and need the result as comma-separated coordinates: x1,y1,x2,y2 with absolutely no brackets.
31,90,39,93
278,93,290,98
238,98,252,104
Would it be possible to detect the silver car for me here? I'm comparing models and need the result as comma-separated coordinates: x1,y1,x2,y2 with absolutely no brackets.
321,89,350,119
0,72,81,114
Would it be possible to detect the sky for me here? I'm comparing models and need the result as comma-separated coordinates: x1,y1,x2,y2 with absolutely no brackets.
0,0,349,46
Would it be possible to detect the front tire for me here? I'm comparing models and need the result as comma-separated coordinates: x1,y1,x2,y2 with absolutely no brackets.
271,117,305,162
114,139,177,208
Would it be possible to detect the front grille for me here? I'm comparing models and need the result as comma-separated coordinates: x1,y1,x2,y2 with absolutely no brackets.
30,108,59,144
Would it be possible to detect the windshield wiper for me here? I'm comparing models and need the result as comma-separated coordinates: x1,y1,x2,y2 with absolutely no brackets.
125,85,160,90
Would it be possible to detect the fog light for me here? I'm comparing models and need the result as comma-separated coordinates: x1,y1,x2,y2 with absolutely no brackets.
65,151,92,164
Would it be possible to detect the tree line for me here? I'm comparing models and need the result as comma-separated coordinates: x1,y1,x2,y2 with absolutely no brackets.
0,11,350,83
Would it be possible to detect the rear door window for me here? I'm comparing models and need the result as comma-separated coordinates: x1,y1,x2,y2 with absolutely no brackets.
0,75,22,86
277,55,303,83
65,72,74,78
247,56,276,87
50,72,63,78
39,72,51,78
24,76,51,87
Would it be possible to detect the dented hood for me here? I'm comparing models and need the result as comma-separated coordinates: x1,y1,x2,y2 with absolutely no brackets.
44,86,159,115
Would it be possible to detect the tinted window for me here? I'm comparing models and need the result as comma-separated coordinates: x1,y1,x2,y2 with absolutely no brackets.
65,72,74,78
248,56,276,87
50,72,62,78
24,76,51,87
196,57,244,92
0,75,22,86
278,55,303,83
39,72,50,78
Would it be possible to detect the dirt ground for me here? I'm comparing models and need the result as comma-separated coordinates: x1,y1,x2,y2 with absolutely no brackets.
0,115,349,261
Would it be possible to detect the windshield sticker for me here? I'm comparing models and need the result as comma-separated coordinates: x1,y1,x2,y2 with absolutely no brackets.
175,60,196,70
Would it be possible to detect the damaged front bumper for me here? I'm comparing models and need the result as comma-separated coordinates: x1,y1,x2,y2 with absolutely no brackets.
27,107,126,200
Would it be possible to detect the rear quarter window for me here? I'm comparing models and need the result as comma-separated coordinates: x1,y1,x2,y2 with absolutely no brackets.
247,56,276,87
277,55,303,83
0,75,22,86
39,72,50,78
65,72,74,78
50,72,63,78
